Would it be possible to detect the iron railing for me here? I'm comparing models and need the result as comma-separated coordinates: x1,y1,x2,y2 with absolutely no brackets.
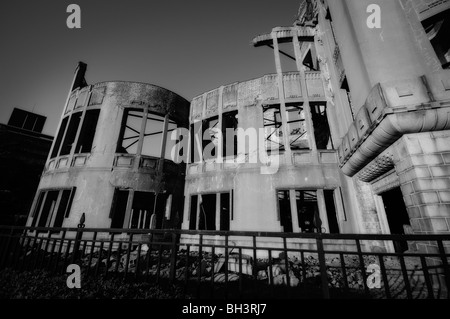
0,224,449,299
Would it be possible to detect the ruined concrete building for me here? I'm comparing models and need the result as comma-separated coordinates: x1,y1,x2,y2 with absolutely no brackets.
26,0,450,253
26,62,189,234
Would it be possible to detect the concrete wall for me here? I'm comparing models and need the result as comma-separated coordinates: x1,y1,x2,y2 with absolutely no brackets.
393,131,450,234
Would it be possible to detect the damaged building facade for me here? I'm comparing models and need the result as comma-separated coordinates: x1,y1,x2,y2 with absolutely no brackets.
180,0,450,251
25,0,450,253
25,62,190,234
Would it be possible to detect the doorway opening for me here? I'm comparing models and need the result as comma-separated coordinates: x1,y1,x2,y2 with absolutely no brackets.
381,187,411,252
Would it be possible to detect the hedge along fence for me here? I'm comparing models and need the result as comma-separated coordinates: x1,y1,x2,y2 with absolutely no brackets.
0,225,450,299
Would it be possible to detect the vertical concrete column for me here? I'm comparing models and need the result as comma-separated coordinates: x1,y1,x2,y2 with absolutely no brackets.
159,114,169,172
293,31,318,163
271,31,292,163
216,193,221,231
196,195,201,230
200,93,207,167
289,189,301,233
123,189,135,228
134,106,149,171
317,189,330,233
393,132,450,234
217,86,224,163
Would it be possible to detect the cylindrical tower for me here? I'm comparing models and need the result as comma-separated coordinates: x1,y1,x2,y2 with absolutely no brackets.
26,63,190,232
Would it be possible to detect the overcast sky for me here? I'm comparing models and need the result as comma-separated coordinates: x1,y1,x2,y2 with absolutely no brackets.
0,0,301,136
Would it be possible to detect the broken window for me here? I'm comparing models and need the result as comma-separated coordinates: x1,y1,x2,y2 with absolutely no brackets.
277,190,293,232
110,189,129,228
286,105,309,150
263,105,284,152
50,117,69,158
198,194,216,231
311,103,333,150
75,109,100,153
422,9,450,69
296,190,320,233
125,191,168,229
60,112,82,156
30,188,76,230
36,190,59,228
153,193,168,229
263,104,309,152
117,109,143,155
222,111,238,158
141,113,164,158
324,190,339,234
189,191,233,231
129,191,155,229
8,108,46,133
202,117,219,160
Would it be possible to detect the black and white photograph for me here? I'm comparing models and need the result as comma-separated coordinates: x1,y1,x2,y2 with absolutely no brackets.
0,0,449,313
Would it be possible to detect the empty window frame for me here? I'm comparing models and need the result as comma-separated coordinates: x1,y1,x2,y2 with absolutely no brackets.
422,9,450,69
189,191,233,231
198,194,216,231
109,189,168,230
263,105,284,151
310,103,333,150
189,195,198,230
75,109,100,153
50,116,69,158
8,108,46,133
141,113,165,158
222,111,238,158
277,190,293,232
60,112,82,156
263,104,309,152
30,188,76,229
324,190,339,234
276,189,323,233
202,117,219,160
117,109,144,155
109,189,129,228
220,192,231,231
129,192,167,229
295,190,320,233
286,104,309,150
129,191,155,229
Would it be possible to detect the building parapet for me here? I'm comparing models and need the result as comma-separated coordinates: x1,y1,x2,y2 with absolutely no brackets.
191,71,325,122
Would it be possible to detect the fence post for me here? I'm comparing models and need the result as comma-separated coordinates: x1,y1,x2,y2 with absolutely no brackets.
169,232,178,284
71,213,85,264
316,236,330,299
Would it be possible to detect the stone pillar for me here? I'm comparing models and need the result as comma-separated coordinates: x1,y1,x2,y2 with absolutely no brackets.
393,131,450,234
271,31,292,163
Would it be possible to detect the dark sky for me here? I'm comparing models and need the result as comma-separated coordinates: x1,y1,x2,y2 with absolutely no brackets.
0,0,301,136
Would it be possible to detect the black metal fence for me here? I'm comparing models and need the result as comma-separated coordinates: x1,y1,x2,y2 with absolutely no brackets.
0,224,449,299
